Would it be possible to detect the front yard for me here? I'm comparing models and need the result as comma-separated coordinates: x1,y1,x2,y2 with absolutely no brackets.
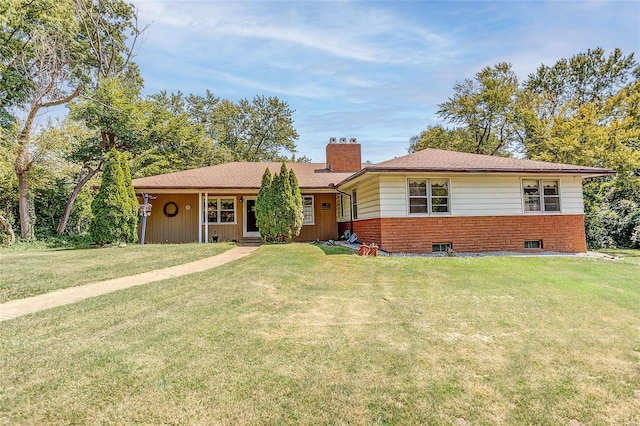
1,244,639,424
0,243,234,302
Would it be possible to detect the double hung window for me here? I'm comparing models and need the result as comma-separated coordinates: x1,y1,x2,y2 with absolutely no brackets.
408,179,450,214
206,197,236,223
302,196,314,225
523,180,560,213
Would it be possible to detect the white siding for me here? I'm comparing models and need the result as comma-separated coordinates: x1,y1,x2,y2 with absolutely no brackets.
559,175,585,214
379,175,407,217
374,173,585,218
356,176,380,220
451,176,523,216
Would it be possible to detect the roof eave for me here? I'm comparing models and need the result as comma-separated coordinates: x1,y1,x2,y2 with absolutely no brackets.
335,166,616,186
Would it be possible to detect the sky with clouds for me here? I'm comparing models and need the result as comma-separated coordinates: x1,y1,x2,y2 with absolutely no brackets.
133,0,639,163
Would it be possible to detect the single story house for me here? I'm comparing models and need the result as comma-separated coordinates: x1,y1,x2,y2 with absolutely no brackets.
132,139,614,253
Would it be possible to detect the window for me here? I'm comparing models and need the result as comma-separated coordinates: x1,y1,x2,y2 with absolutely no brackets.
524,240,542,249
432,243,452,253
542,180,560,212
352,189,358,219
408,179,450,214
523,179,560,213
431,179,450,213
205,197,236,223
302,196,314,225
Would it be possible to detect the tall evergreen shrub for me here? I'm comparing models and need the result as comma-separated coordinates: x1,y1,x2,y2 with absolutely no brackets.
256,168,276,242
255,163,303,242
90,149,139,245
288,168,303,238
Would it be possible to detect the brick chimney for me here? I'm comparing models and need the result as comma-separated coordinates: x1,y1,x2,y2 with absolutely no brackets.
326,137,361,172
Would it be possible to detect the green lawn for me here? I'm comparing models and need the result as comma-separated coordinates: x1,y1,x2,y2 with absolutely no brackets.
0,243,234,302
1,244,639,425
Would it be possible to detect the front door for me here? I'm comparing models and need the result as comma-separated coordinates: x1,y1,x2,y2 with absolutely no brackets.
244,197,260,237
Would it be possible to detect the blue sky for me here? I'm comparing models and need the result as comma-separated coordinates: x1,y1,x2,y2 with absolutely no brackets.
133,1,640,163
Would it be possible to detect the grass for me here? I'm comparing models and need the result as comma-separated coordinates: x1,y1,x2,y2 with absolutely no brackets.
1,244,639,425
0,243,235,302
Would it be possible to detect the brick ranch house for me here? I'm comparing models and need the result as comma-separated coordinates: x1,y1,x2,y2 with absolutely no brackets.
132,139,614,253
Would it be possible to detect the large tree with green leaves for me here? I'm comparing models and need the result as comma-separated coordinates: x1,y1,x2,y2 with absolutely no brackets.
55,0,144,234
130,91,233,178
436,62,521,156
522,48,640,172
90,149,137,245
208,95,300,161
1,0,86,239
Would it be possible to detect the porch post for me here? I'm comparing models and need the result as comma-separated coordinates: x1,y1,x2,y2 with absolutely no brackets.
204,192,209,243
198,192,202,243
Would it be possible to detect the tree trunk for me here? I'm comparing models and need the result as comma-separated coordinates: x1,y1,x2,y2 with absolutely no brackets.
56,165,101,234
15,148,32,241
0,214,16,246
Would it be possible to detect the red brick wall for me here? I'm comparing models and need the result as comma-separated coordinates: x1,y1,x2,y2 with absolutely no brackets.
349,215,587,253
326,143,361,172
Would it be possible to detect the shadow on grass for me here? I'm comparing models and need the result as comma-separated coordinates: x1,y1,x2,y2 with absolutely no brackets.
599,249,640,258
311,242,356,256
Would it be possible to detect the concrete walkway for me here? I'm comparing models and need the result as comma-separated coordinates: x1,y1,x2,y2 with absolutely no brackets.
0,245,258,323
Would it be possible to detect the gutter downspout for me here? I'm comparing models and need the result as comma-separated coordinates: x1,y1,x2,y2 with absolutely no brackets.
332,186,353,236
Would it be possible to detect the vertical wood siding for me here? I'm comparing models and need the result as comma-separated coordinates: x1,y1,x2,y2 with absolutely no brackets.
138,194,199,243
296,193,339,241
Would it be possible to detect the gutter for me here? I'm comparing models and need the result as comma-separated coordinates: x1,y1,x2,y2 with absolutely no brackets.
335,166,616,187
329,184,353,236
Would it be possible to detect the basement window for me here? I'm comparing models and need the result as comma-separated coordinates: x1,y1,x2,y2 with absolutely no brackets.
524,240,542,249
432,243,452,253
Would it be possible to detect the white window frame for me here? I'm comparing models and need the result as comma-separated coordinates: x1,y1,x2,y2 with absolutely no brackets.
522,179,561,214
407,178,451,215
302,195,314,226
205,196,237,224
351,188,358,219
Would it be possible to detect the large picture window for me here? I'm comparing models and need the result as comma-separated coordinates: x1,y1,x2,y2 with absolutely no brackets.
408,179,450,214
523,179,560,213
205,197,236,223
302,196,314,225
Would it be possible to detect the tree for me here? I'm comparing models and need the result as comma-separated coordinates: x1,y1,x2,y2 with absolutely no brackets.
437,62,521,156
255,163,303,242
90,149,137,245
209,95,300,161
522,48,640,170
130,91,233,178
55,0,144,234
255,168,276,242
1,1,84,239
288,168,303,238
409,125,487,154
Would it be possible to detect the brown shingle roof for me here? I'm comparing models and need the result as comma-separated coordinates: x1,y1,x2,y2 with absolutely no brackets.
132,162,353,190
336,149,615,185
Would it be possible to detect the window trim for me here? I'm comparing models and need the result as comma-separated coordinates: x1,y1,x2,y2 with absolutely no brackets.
351,188,358,220
205,196,237,225
432,242,452,253
524,240,542,249
302,195,315,226
521,178,562,214
407,178,451,215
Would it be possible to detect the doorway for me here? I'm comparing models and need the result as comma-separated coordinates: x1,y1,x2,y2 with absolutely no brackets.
243,197,260,238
